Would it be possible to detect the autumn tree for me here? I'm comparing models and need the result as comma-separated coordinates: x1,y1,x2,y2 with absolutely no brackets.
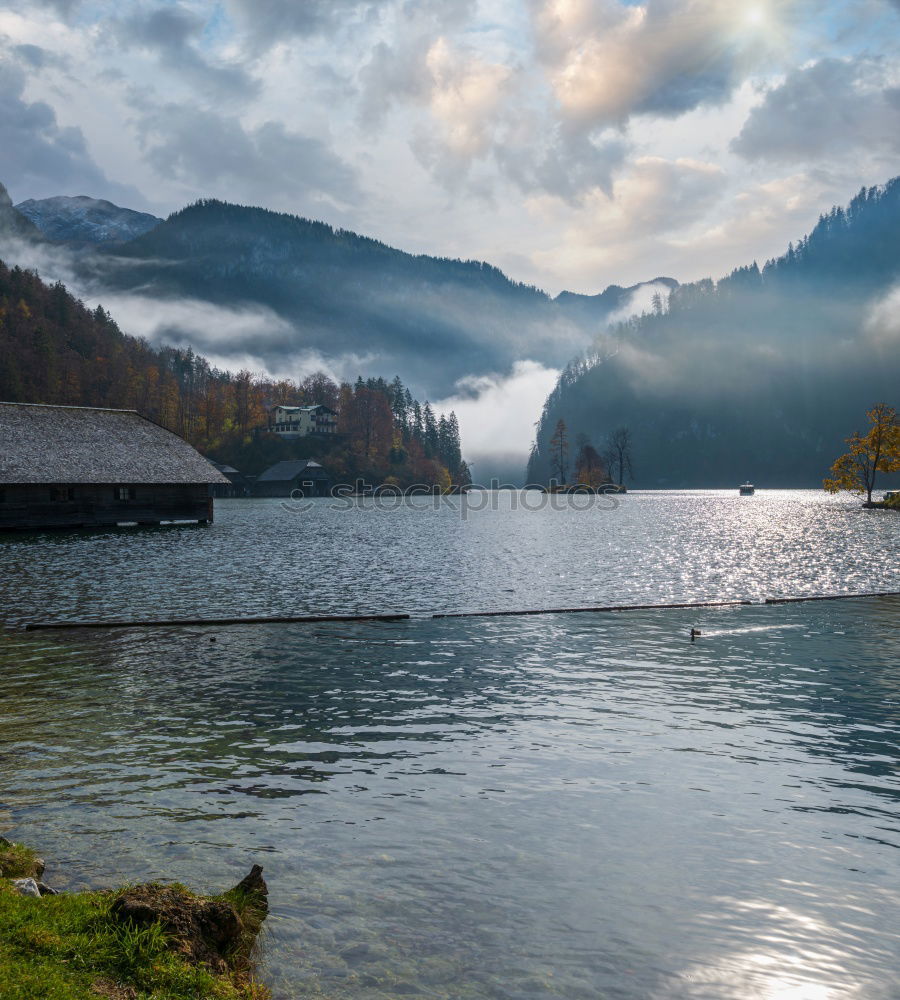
549,419,569,484
301,371,339,409
824,403,900,503
575,437,607,488
344,385,394,460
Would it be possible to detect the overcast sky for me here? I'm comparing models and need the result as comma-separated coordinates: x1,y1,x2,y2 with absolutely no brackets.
1,0,899,295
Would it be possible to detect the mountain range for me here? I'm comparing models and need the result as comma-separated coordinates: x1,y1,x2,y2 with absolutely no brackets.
0,186,673,399
3,178,899,487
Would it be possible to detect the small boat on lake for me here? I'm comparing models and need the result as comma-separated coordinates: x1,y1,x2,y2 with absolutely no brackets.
739,482,755,496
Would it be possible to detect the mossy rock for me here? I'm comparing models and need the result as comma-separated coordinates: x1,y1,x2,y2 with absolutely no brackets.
0,837,44,880
0,845,270,1000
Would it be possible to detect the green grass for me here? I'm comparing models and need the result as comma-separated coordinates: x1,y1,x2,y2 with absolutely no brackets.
0,880,268,1000
0,839,44,879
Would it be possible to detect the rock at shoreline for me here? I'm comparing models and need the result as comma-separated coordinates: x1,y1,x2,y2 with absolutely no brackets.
11,877,42,897
110,866,268,975
231,863,269,916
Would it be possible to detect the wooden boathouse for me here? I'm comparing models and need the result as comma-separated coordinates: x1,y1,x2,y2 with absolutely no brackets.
253,459,331,498
0,402,228,530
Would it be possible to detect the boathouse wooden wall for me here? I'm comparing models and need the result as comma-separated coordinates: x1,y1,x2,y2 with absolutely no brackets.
0,484,213,530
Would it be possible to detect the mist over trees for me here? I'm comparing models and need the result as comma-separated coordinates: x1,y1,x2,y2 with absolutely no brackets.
3,194,674,399
528,179,900,488
0,260,469,489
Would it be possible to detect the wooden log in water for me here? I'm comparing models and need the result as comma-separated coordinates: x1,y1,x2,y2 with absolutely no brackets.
432,599,753,619
24,612,411,631
21,592,900,632
764,592,900,604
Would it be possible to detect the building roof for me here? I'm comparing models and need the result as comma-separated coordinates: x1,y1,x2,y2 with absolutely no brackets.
256,459,326,482
272,404,337,415
0,402,229,485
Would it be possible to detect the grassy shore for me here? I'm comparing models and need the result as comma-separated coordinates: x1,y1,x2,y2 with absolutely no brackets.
0,840,268,1000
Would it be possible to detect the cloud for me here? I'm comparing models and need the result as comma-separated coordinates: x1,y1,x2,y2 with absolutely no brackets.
605,280,674,324
434,360,560,482
864,283,900,350
12,42,69,70
361,20,626,201
86,291,378,383
531,0,776,128
510,129,628,203
133,103,361,210
224,0,394,50
0,59,141,203
9,0,80,16
357,1,480,126
529,155,727,285
110,4,260,101
424,37,515,161
732,57,900,162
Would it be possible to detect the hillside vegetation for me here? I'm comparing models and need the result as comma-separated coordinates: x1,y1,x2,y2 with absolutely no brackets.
0,260,467,488
528,180,900,488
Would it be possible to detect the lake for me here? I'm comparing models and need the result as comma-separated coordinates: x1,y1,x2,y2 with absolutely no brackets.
1,490,898,998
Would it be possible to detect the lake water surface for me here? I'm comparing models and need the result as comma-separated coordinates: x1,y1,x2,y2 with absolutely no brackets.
1,491,898,998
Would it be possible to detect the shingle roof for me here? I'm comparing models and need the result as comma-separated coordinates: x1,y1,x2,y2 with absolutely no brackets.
256,459,325,482
0,402,229,485
272,404,336,415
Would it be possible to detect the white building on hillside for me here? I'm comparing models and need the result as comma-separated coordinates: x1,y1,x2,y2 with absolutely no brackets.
269,404,338,438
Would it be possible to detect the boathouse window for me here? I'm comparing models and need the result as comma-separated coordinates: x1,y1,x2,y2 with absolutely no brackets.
50,486,75,502
115,486,136,501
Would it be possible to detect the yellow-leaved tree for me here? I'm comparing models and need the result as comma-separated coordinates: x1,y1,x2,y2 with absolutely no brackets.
823,403,900,503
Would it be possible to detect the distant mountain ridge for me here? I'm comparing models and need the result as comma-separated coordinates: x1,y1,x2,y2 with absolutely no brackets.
528,178,900,488
0,185,678,397
84,198,675,393
15,195,161,245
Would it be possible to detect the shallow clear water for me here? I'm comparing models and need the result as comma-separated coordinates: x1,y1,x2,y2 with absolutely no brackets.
1,491,898,999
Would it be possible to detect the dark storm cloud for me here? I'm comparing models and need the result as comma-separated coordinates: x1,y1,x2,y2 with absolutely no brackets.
136,103,361,208
732,58,900,163
0,60,144,204
112,4,260,102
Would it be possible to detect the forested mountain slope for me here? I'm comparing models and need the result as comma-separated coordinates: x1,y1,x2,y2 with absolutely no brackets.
83,199,671,394
528,180,900,488
0,260,466,488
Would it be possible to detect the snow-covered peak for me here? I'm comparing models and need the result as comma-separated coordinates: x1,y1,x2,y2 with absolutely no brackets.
14,195,161,245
